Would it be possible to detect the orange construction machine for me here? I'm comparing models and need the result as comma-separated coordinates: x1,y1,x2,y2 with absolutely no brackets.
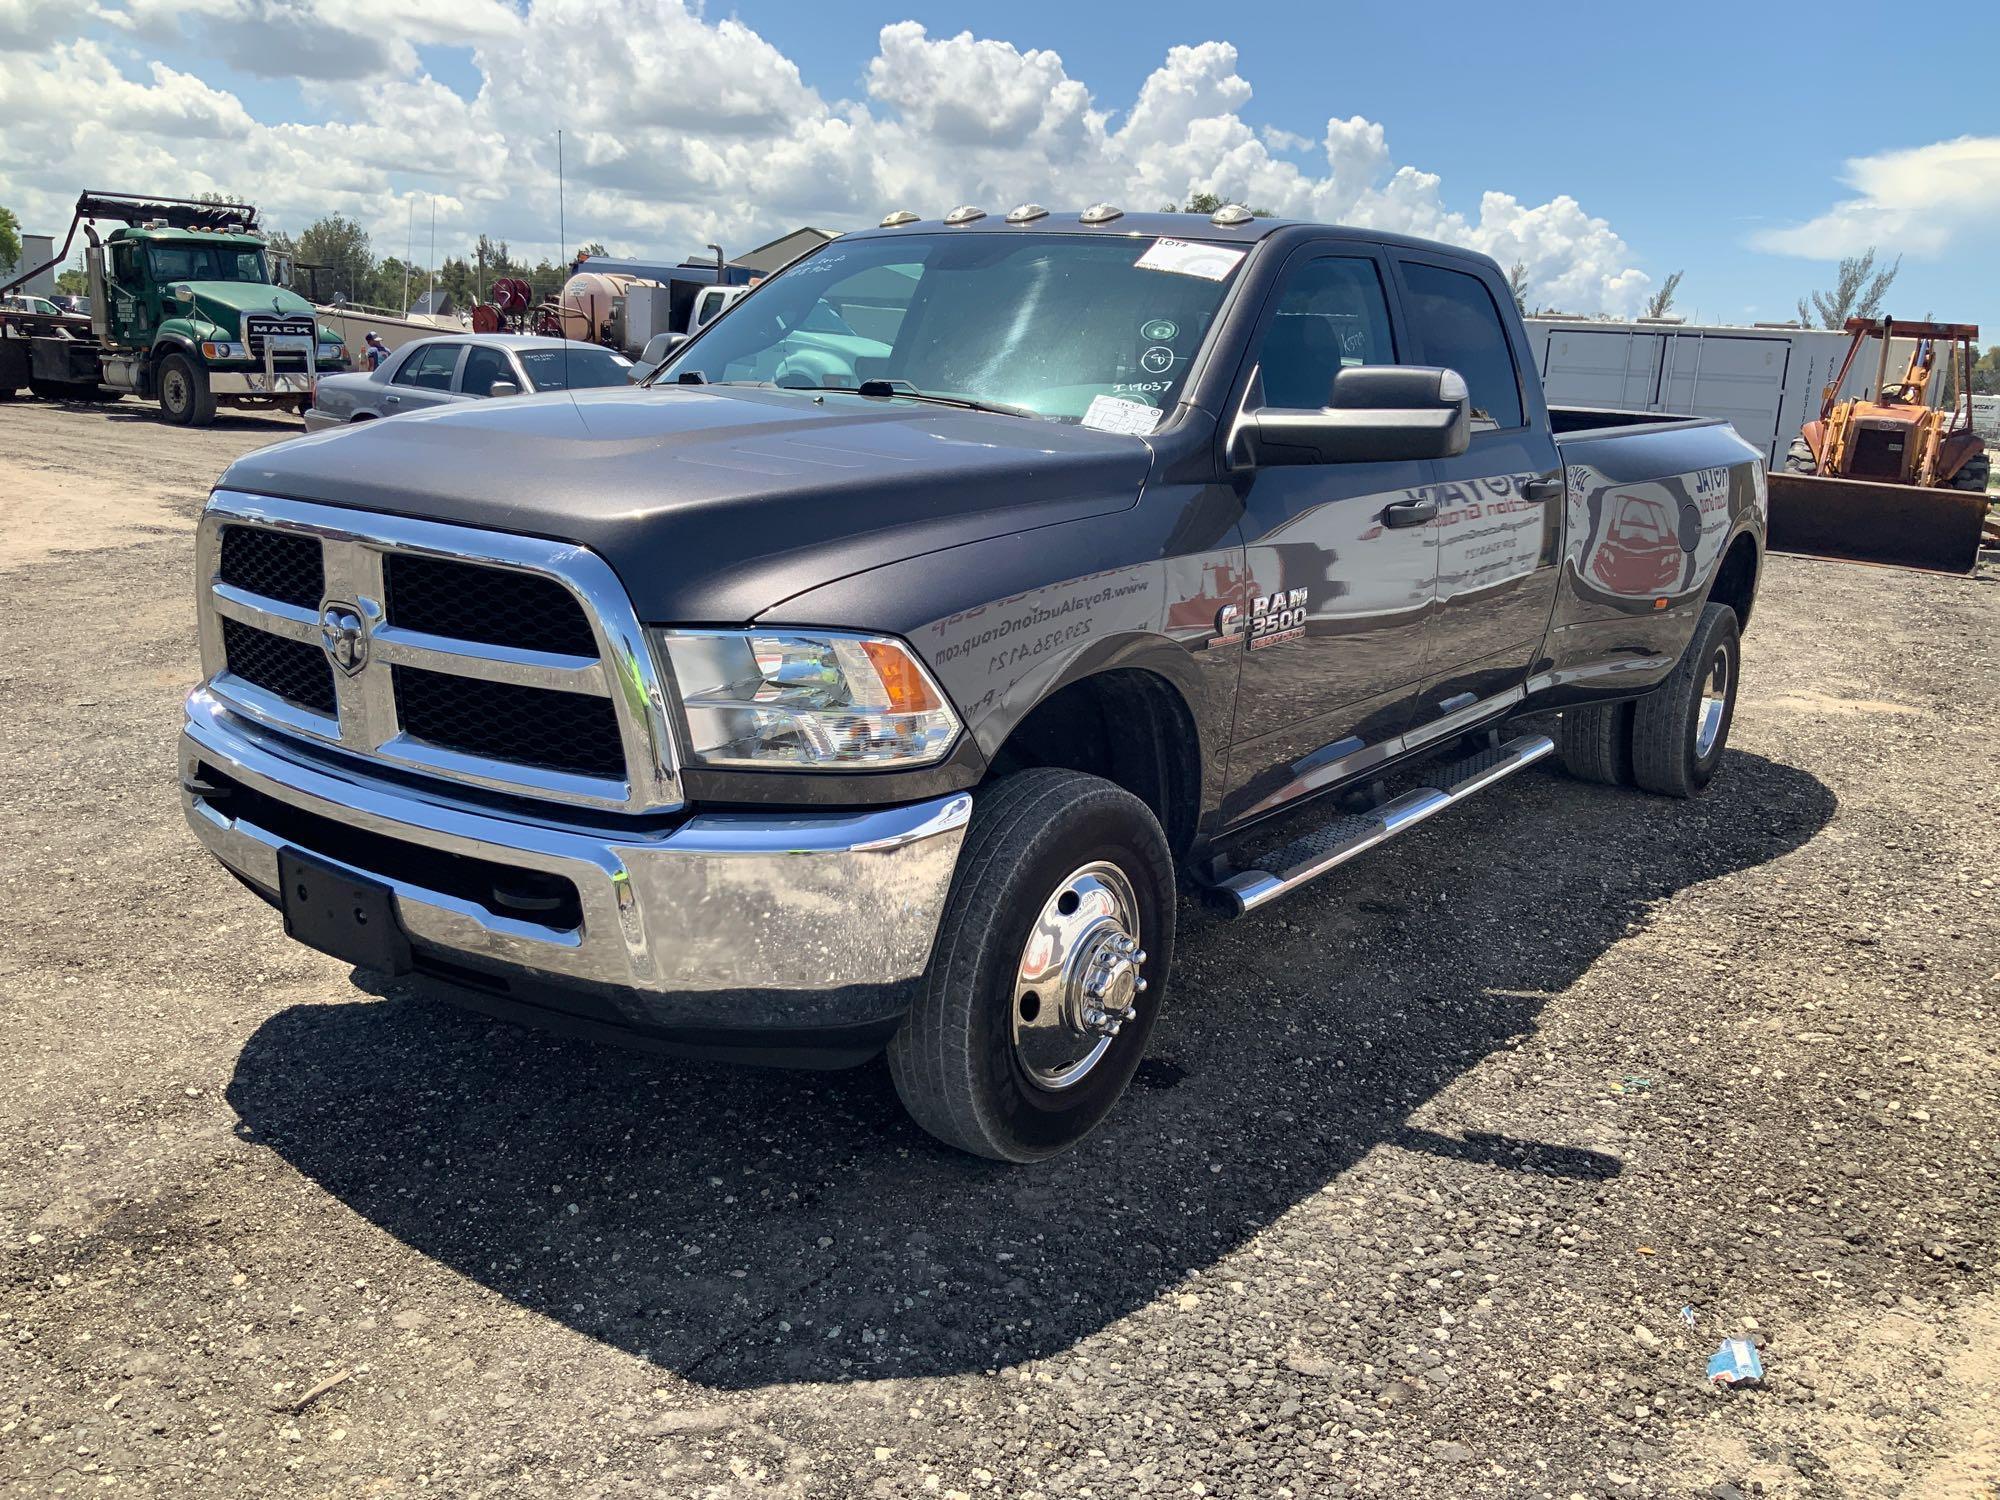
1770,317,1990,572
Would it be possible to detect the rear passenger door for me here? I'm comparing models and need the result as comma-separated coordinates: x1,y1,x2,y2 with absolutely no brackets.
383,342,464,414
1392,255,1562,724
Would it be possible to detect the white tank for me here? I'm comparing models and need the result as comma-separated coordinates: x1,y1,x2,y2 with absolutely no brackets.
559,271,659,343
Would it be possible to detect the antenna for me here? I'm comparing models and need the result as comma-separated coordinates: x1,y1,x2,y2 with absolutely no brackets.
402,196,414,312
557,129,566,269
427,196,437,311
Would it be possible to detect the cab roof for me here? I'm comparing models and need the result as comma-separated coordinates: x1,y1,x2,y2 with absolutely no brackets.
109,225,265,247
843,209,1487,264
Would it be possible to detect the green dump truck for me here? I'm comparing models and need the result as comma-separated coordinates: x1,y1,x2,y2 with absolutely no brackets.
0,191,347,425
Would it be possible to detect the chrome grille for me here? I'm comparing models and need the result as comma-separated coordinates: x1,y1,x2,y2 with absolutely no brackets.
219,524,323,609
196,491,682,813
383,553,597,656
243,314,315,360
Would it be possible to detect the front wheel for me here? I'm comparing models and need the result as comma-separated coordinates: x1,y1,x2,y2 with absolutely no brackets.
887,769,1176,1162
1949,452,1990,493
157,353,216,427
1631,602,1740,798
1784,436,1816,475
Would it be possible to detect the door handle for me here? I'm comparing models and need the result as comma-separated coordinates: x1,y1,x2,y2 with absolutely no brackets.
1522,477,1563,502
382,393,401,404
1382,497,1439,528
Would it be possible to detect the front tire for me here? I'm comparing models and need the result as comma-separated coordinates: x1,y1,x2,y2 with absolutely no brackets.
888,769,1176,1162
1631,602,1740,798
1949,452,1990,493
1785,436,1816,475
157,353,216,427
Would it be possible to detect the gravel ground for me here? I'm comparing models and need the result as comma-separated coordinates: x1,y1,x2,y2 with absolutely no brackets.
2,398,1996,1499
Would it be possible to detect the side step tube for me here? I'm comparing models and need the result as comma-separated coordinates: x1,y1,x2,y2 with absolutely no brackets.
1218,732,1554,916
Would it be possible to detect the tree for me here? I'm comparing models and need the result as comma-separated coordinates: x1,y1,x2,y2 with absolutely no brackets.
1506,261,1530,315
1972,344,2000,397
56,255,88,296
575,241,608,260
1164,192,1275,217
0,204,21,276
1644,269,1684,320
1796,247,1899,329
292,214,374,304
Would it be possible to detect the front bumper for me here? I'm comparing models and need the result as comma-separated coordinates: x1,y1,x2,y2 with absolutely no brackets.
210,370,315,397
180,690,971,1053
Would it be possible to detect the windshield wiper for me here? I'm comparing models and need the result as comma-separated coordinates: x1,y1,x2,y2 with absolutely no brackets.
771,378,1035,419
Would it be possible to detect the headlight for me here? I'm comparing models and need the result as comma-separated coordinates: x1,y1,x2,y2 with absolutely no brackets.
200,341,245,359
654,629,959,769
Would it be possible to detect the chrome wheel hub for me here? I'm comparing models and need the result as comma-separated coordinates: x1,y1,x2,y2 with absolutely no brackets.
1012,861,1146,1091
1696,648,1730,758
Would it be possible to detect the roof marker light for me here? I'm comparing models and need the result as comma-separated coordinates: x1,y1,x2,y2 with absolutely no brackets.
1005,203,1049,225
1209,203,1254,227
943,205,987,226
1079,203,1124,225
878,210,920,228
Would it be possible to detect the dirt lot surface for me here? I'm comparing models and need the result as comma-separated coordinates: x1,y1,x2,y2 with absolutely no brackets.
2,397,1997,1499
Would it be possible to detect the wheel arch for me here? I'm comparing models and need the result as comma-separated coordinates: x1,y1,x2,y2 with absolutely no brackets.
1708,527,1760,632
983,654,1206,857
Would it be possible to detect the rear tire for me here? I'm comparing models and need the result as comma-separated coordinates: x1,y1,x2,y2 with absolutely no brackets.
1556,700,1634,785
1631,602,1740,798
1949,452,1990,493
158,353,216,427
1784,437,1816,475
887,768,1175,1162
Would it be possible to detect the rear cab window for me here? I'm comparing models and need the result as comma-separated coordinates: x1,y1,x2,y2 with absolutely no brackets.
1398,261,1524,431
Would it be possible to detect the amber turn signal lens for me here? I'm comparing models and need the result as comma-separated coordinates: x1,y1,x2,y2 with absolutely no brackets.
859,638,944,712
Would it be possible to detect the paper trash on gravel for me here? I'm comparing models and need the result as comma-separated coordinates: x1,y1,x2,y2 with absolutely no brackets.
1707,1337,1765,1385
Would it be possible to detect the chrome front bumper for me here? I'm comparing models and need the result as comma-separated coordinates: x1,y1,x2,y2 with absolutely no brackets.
210,371,316,396
180,690,971,1034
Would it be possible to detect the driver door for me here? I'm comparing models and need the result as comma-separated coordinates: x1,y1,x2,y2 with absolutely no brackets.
1220,249,1439,822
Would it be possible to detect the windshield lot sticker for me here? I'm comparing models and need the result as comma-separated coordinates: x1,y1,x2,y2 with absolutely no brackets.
1139,346,1175,375
1082,394,1164,435
1135,238,1246,282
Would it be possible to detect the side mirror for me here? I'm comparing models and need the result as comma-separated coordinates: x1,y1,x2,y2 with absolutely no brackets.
486,380,521,399
1242,365,1471,465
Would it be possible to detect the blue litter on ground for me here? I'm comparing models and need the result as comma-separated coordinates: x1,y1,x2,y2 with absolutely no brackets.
1708,1337,1764,1384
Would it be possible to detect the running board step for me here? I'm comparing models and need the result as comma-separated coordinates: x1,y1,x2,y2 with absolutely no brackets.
1217,733,1554,916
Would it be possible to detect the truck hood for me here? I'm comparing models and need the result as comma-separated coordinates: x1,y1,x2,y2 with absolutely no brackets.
180,281,319,334
218,384,1155,621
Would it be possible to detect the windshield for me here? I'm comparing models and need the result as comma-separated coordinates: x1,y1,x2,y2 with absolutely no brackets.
659,232,1245,424
148,243,269,284
518,346,632,391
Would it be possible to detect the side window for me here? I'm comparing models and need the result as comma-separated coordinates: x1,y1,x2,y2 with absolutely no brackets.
460,345,512,397
1399,262,1524,430
695,290,724,327
1253,257,1395,409
395,343,460,390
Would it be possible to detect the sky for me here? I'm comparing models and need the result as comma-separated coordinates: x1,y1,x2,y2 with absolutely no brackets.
2,0,1995,331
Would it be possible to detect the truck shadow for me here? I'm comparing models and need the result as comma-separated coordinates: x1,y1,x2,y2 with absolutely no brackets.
225,749,1833,1389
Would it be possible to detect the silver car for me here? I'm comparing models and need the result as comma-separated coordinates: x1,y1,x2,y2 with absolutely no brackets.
303,334,632,430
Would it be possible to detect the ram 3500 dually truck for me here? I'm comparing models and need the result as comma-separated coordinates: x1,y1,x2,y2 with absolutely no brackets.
181,207,1765,1161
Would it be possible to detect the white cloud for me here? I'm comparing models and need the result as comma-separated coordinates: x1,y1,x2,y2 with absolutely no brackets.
1753,135,2000,259
0,7,1651,311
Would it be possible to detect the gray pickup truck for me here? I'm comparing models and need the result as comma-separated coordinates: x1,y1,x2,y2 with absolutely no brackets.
181,206,1765,1161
